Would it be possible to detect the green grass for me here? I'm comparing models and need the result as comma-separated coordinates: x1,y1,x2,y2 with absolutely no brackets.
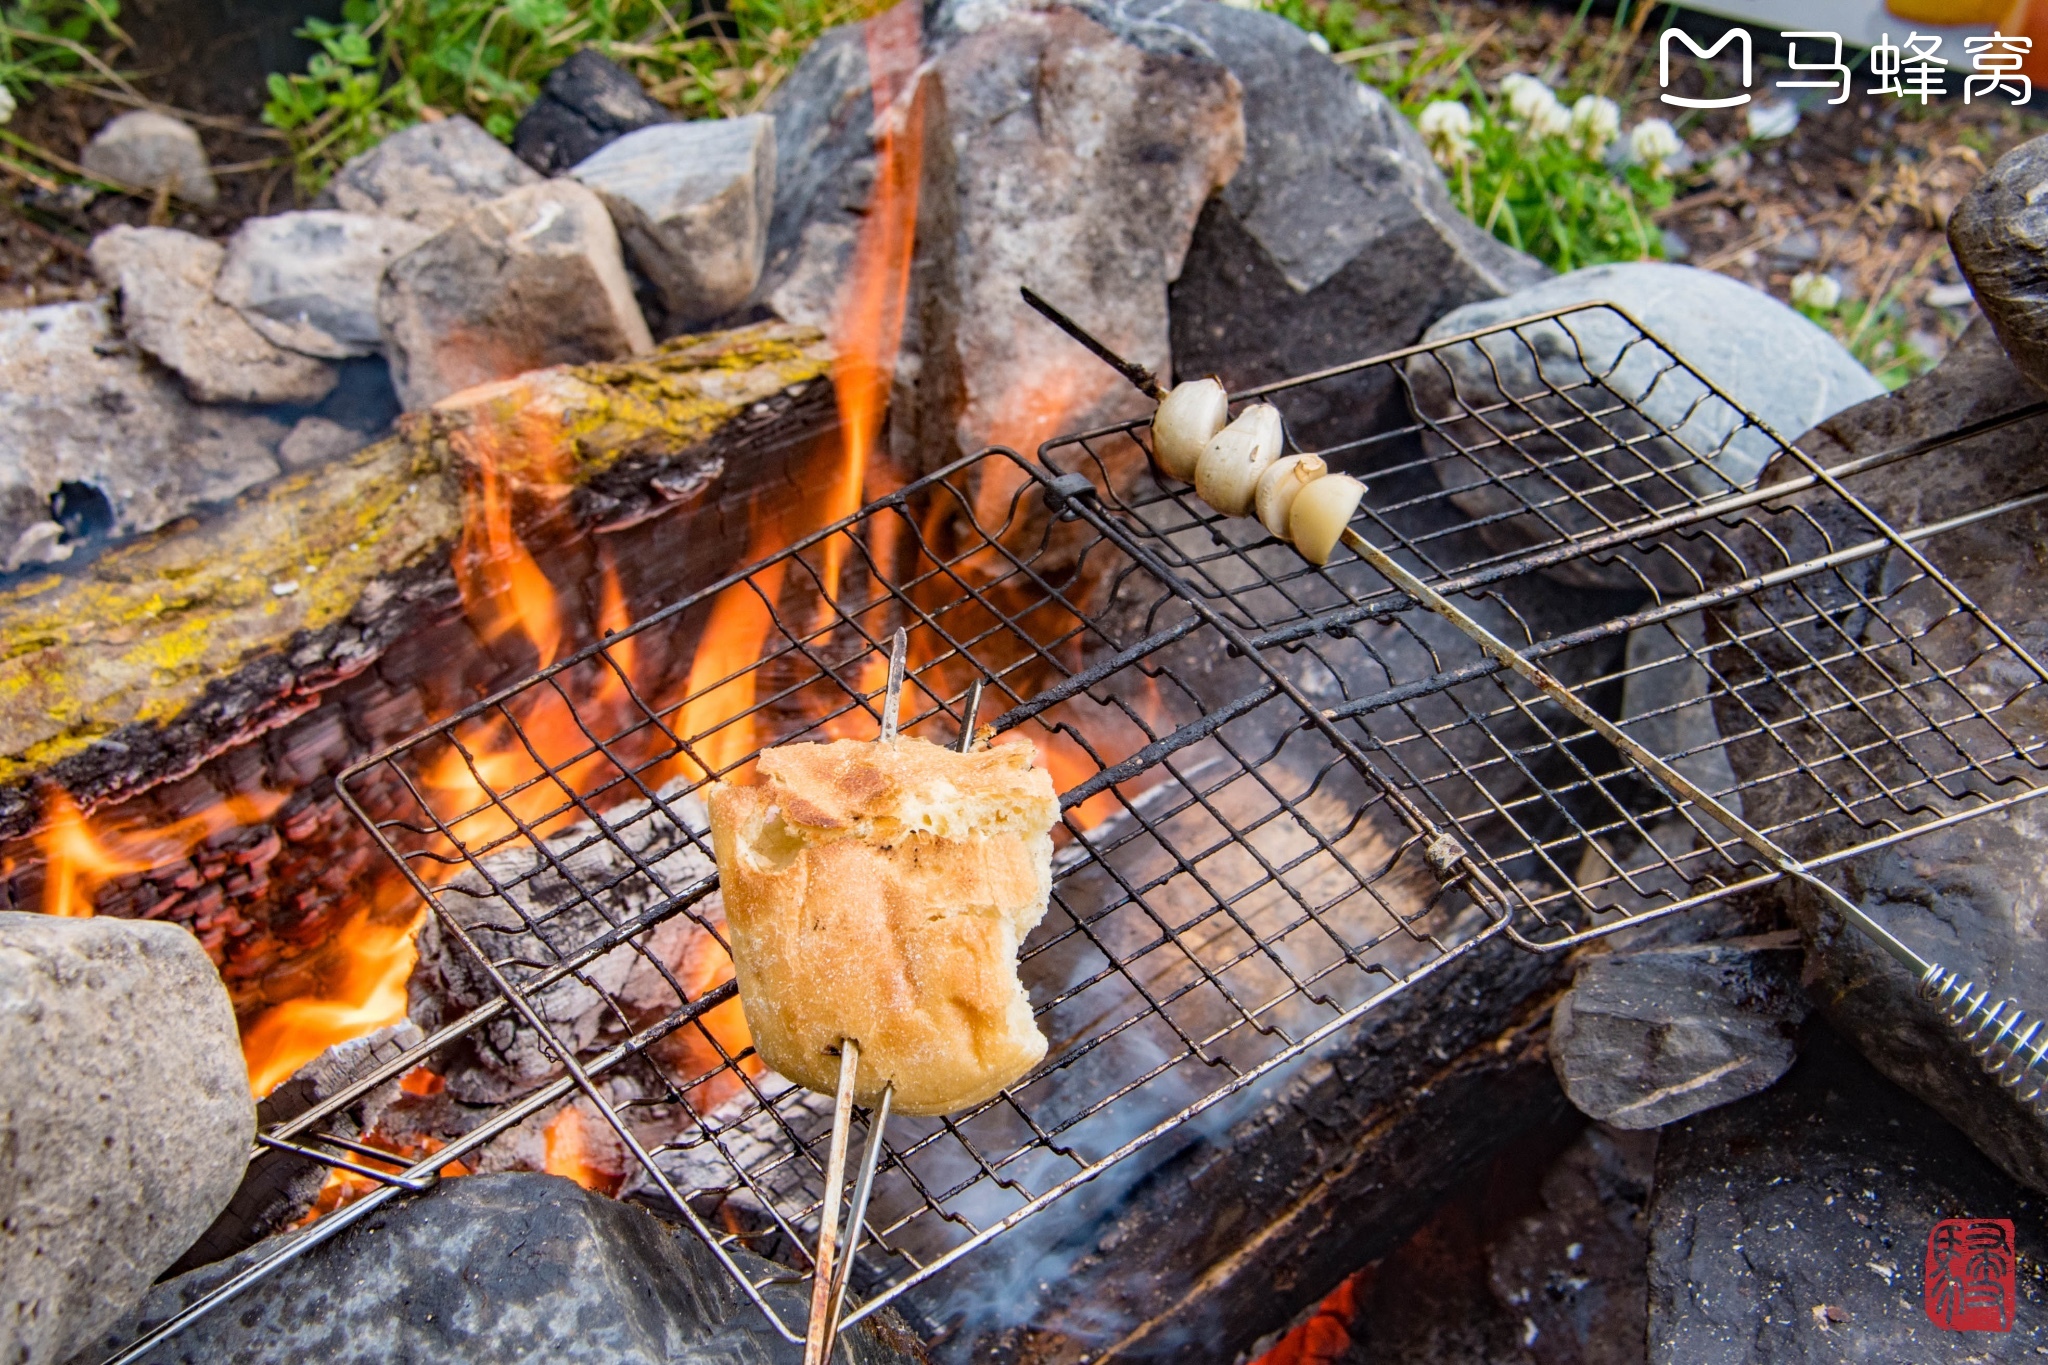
1796,283,1936,391
0,0,126,109
263,0,875,192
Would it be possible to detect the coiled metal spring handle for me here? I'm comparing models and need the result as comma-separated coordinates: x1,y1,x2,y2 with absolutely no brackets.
1920,965,2048,1114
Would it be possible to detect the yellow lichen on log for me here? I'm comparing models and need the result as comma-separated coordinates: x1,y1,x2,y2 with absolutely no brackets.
0,322,830,785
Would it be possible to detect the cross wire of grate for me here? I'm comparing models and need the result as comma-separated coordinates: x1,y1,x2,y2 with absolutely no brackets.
103,443,1528,1363
102,305,2048,1363
1041,300,2048,957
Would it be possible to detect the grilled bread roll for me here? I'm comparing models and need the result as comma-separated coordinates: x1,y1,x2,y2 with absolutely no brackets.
706,734,1058,1116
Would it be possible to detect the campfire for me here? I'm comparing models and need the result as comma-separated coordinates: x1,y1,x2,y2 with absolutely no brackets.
12,5,2048,1365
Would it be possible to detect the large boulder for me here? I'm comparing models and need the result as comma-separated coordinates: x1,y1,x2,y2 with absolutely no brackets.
1649,1023,2048,1359
84,1173,926,1364
1407,263,1883,588
1948,130,2048,393
892,1,1244,468
756,25,875,334
0,912,251,1365
316,115,542,232
80,110,217,205
1706,318,2048,1191
1139,0,1547,454
377,180,655,409
512,49,670,175
0,300,289,553
1551,932,1808,1130
214,211,434,359
570,116,777,327
89,226,338,406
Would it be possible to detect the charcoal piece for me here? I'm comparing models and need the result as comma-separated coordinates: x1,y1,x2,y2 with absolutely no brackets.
1704,318,2048,1192
84,1173,927,1364
1550,932,1808,1130
1948,131,2048,392
513,49,670,175
1,913,252,1365
1648,1022,2048,1360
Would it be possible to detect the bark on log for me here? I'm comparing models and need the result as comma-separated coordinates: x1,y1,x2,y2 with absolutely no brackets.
0,323,835,1013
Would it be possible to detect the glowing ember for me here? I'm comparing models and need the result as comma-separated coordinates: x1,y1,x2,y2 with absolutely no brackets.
35,787,284,920
1251,1270,1365,1365
543,1104,625,1194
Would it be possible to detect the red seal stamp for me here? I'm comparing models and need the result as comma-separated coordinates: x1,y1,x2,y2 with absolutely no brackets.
1924,1218,2016,1332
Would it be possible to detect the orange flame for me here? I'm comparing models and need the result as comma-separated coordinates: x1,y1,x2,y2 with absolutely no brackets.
1252,1270,1366,1365
452,409,571,670
35,788,285,919
821,0,926,602
543,1103,624,1194
241,907,422,1097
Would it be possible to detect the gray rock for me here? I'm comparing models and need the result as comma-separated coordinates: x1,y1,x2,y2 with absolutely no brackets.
0,912,252,1365
1706,318,2048,1192
755,25,880,333
214,211,433,359
316,115,542,233
84,1173,926,1364
276,414,369,471
892,3,1244,469
1649,1023,2048,1361
572,116,776,326
89,226,339,405
1551,931,1808,1130
1408,263,1883,588
1135,0,1547,454
513,49,671,176
80,110,217,205
0,300,289,538
1947,131,2048,392
377,179,654,409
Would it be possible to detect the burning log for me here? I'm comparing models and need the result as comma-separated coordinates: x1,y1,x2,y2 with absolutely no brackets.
0,323,834,1085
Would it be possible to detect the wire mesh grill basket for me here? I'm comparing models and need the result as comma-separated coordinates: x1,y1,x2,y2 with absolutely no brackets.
105,303,2048,1360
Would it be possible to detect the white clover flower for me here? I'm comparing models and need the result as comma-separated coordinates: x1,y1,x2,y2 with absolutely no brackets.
1499,73,1556,124
0,86,16,126
1530,97,1573,139
1569,95,1620,156
1629,118,1682,177
1790,272,1842,312
1416,100,1476,168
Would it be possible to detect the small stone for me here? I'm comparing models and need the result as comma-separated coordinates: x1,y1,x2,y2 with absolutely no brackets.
1551,931,1809,1130
377,180,654,409
87,1173,924,1364
89,225,338,405
316,116,542,233
214,211,433,358
0,912,252,1365
513,49,669,175
80,110,217,205
277,414,369,471
1948,131,2048,390
1407,262,1883,588
571,116,776,325
0,300,289,538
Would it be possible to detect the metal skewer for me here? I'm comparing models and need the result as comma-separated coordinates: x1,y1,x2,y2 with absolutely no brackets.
806,629,925,1364
1026,284,2048,1115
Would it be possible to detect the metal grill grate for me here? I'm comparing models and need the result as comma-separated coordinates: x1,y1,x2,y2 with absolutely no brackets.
105,304,2048,1361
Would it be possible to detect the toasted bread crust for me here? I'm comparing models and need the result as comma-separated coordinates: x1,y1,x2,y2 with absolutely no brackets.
708,735,1057,1116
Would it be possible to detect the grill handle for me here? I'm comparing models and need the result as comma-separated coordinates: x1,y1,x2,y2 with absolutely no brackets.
1921,966,2048,1115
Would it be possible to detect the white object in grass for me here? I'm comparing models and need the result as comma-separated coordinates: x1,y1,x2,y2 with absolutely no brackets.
1417,101,1476,168
1790,272,1842,312
1629,118,1682,177
1569,95,1620,157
